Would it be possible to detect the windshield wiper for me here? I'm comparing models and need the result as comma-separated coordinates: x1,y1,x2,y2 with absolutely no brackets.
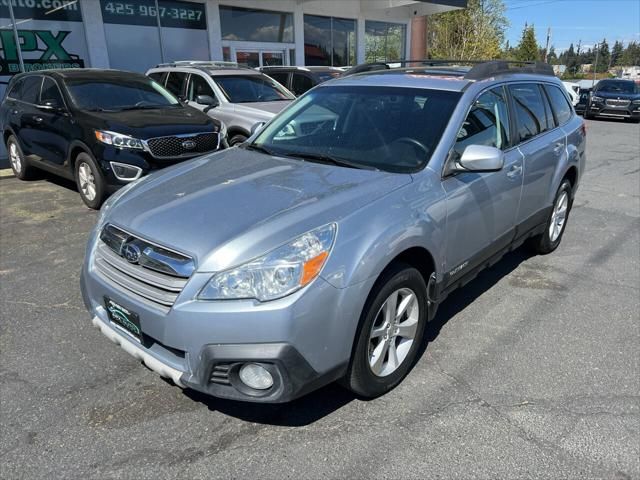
118,105,167,111
281,151,376,170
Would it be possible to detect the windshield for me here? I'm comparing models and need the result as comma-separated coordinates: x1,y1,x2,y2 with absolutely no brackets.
252,86,461,173
596,81,637,94
66,78,180,111
317,72,341,82
214,74,294,103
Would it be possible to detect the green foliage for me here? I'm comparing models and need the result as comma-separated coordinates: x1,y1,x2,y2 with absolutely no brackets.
621,41,640,66
428,0,508,60
516,24,540,61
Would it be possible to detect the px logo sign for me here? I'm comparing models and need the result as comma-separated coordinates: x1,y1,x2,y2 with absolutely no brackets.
0,29,73,61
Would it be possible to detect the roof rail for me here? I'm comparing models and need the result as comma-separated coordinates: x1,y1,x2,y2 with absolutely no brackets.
342,59,555,79
155,60,240,68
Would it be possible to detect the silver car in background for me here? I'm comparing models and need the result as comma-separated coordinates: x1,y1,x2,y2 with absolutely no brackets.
147,61,295,145
82,60,586,403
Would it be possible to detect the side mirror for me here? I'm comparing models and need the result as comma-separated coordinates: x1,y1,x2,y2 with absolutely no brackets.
455,145,504,173
40,99,63,111
250,121,266,136
197,95,219,112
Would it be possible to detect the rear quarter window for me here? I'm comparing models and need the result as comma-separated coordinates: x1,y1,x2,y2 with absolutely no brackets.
21,76,43,104
544,84,573,125
6,78,24,100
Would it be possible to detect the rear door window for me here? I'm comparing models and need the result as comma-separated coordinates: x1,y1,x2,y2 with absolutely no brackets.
165,72,187,97
21,76,43,104
267,72,290,87
455,86,511,155
40,78,64,106
291,73,314,96
509,83,551,143
544,84,573,126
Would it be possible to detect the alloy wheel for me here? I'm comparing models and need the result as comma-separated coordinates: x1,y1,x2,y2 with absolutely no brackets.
549,191,569,242
78,162,97,201
9,142,21,174
368,287,419,377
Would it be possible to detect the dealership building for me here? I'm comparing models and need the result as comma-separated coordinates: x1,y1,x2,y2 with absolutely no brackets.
0,0,465,162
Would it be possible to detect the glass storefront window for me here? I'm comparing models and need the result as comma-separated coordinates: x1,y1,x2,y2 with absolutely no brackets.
365,21,406,63
100,0,209,73
220,6,293,43
304,15,355,67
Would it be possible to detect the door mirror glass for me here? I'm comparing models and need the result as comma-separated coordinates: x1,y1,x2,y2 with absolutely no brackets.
456,145,504,172
251,121,266,136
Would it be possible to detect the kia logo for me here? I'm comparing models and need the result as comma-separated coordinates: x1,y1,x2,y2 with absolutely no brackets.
182,140,197,150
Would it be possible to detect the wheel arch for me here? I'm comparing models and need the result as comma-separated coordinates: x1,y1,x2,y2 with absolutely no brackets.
67,140,95,174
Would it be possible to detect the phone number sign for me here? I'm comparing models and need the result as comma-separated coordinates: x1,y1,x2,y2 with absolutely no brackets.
100,0,206,30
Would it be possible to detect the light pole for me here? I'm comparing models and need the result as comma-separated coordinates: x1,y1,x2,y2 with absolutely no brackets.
592,42,599,88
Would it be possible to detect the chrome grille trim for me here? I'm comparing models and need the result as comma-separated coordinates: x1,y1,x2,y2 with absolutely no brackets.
605,99,630,107
143,132,220,159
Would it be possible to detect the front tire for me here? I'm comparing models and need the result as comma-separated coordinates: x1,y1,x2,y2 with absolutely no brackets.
229,134,247,146
529,179,573,255
343,264,428,398
75,152,106,209
6,135,35,180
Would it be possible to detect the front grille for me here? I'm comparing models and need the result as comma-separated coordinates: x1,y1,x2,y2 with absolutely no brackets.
146,132,219,158
94,229,193,312
605,99,631,107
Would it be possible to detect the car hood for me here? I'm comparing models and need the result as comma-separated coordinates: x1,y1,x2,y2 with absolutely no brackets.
105,148,410,271
594,91,640,100
233,101,292,119
80,106,216,139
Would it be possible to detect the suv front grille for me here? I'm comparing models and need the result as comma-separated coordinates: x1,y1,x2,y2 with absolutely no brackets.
146,132,219,158
94,226,194,312
605,99,630,107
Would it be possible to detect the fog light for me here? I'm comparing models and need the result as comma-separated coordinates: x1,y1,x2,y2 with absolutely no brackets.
239,363,273,390
110,161,142,182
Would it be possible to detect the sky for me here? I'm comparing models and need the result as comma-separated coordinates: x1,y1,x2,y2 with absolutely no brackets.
504,0,640,52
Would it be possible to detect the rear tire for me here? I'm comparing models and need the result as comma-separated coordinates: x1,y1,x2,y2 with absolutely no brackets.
343,263,428,399
6,135,36,180
229,134,247,146
75,152,106,209
529,179,573,255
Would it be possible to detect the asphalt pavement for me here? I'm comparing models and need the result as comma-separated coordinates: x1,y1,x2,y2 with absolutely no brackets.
0,119,639,479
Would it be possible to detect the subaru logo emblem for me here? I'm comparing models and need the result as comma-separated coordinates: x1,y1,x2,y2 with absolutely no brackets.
122,243,141,264
182,140,196,150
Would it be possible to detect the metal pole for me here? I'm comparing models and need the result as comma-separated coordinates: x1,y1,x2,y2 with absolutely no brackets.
7,0,25,73
544,27,551,63
154,0,165,63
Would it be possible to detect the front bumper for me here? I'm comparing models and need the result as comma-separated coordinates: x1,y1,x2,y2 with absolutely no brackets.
587,102,640,119
80,247,371,402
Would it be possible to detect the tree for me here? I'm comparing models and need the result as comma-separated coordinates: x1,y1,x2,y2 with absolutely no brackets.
611,40,624,67
621,41,640,66
427,0,509,60
547,45,558,64
596,39,610,72
516,24,539,61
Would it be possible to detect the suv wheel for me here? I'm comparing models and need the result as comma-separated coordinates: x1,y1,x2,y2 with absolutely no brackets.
6,135,35,180
529,179,573,254
229,134,247,146
343,264,428,398
75,152,106,209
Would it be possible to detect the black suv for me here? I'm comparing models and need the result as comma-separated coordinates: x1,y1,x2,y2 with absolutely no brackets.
585,79,640,122
259,66,342,96
1,69,221,208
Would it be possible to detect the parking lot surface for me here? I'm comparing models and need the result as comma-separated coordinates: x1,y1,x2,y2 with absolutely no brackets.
1,119,639,479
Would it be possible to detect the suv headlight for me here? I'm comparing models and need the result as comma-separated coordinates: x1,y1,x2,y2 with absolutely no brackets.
591,95,604,103
95,130,144,150
199,224,336,302
632,99,640,105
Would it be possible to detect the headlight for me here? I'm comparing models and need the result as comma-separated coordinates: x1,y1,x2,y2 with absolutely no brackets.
199,223,336,301
95,130,144,150
591,96,604,102
632,99,640,105
220,121,227,139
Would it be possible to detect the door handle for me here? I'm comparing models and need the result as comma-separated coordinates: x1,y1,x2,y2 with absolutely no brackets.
33,116,43,124
553,142,564,155
11,109,18,115
506,165,522,178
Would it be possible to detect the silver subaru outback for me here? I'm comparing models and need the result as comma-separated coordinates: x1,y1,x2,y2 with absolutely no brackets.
81,61,586,403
